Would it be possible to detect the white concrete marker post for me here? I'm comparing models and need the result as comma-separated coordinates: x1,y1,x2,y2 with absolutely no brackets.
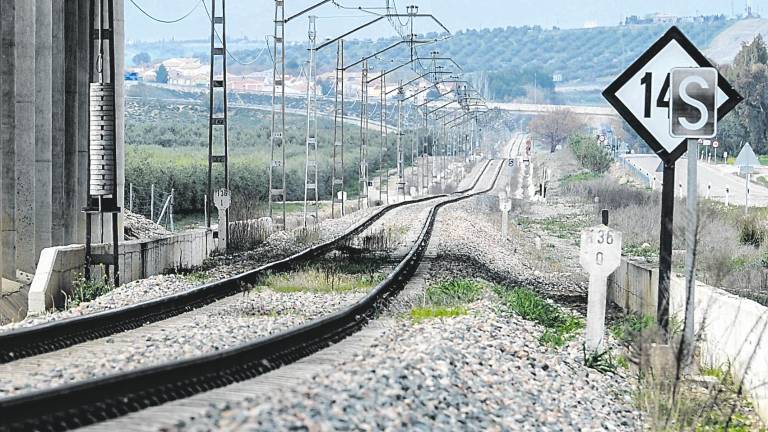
725,187,730,206
213,188,231,252
499,193,512,241
579,225,622,352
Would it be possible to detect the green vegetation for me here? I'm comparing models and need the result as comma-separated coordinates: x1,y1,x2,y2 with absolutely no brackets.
569,134,613,174
582,347,620,373
720,35,768,156
263,257,387,293
425,278,484,306
66,272,114,308
559,171,602,186
222,20,731,95
609,313,655,345
516,215,590,240
125,95,414,216
410,306,468,322
495,286,583,347
405,278,485,323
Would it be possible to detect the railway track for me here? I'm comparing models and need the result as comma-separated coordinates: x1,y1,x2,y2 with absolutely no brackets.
0,159,491,364
0,159,503,431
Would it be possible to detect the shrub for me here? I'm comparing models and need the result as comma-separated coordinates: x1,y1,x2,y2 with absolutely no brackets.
569,134,613,174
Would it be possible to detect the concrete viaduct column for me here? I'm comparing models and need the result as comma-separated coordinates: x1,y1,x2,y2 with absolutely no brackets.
0,1,16,281
51,0,65,247
115,0,125,240
15,0,36,276
75,0,89,244
63,0,79,245
35,0,53,262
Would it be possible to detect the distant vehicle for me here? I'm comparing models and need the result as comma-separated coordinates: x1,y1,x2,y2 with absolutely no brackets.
124,71,139,81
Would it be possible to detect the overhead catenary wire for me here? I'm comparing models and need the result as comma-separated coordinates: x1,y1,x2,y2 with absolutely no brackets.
200,0,266,66
128,0,201,24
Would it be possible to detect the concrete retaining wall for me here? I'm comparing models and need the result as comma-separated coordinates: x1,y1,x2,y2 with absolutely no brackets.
27,229,215,315
609,258,768,422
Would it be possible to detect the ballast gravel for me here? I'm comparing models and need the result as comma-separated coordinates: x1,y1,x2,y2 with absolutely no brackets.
177,298,640,431
0,289,365,398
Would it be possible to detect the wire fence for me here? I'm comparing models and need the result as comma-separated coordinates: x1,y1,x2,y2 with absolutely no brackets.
128,183,176,230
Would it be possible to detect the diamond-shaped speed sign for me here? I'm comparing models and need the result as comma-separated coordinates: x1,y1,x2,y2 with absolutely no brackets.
603,26,742,164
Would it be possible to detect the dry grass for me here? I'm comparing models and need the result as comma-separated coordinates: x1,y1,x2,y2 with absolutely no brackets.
560,177,768,303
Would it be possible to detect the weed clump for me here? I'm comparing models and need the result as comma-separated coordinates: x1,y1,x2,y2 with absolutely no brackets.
494,286,583,347
426,278,484,306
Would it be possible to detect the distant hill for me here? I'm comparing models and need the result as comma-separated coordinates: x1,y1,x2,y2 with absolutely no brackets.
705,18,768,64
128,18,739,104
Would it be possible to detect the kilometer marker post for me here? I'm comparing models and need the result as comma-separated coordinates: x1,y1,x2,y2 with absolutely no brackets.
579,225,622,352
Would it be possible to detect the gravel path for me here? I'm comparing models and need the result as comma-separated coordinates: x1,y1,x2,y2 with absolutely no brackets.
0,289,366,398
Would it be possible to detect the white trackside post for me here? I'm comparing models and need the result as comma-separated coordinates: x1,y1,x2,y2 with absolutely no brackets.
746,173,751,215
725,187,730,206
214,189,231,252
580,225,622,352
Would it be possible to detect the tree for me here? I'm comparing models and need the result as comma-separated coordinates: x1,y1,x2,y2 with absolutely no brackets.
156,64,169,84
529,108,584,152
719,35,768,155
570,134,613,173
132,52,151,66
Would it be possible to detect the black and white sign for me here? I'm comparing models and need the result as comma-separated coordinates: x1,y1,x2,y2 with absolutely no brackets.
670,68,717,138
602,26,742,163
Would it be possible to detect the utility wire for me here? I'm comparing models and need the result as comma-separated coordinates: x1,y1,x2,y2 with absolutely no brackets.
200,0,266,66
128,0,201,24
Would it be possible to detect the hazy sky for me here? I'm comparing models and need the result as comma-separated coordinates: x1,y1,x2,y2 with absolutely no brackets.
126,0,764,42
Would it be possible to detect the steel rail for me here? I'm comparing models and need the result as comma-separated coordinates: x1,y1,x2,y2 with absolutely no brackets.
0,158,503,432
0,160,492,364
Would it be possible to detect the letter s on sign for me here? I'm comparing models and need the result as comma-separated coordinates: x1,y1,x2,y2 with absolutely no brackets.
678,75,709,131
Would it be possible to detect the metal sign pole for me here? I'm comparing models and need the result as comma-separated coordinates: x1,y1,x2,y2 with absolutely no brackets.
680,138,698,366
657,162,675,336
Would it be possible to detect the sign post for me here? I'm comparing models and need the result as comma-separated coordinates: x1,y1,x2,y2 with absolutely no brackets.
580,225,622,352
213,188,231,252
735,143,761,215
602,26,742,337
670,66,718,366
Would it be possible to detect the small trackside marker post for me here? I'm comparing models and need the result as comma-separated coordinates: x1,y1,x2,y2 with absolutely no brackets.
580,225,623,352
214,189,231,252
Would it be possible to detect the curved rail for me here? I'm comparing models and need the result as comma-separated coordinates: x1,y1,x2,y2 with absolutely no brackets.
0,160,492,363
0,159,504,432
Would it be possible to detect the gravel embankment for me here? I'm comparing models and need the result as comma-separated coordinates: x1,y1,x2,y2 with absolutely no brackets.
0,289,365,398
0,204,381,333
178,298,639,431
170,160,640,431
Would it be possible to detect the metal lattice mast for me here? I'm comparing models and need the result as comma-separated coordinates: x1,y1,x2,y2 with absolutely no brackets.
410,96,418,194
421,108,429,194
396,83,406,201
303,15,319,226
379,71,388,204
207,0,228,230
269,0,286,229
331,40,345,217
358,61,369,209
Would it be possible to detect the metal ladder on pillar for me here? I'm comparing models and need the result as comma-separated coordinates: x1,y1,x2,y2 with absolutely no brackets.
378,71,389,204
303,16,319,226
269,0,286,229
85,0,120,286
358,61,369,210
207,0,229,233
331,40,345,218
